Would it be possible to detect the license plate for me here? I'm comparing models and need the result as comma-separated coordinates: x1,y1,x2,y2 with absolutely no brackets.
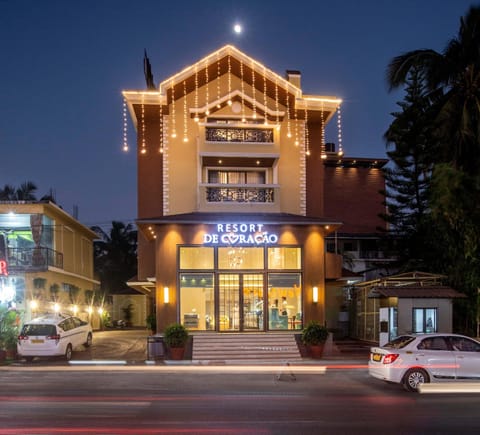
31,339,44,344
372,353,382,362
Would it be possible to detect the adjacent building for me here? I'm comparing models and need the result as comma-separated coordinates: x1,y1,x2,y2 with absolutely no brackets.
123,45,389,334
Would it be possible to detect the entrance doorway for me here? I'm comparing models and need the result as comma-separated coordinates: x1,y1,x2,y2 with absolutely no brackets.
218,273,264,331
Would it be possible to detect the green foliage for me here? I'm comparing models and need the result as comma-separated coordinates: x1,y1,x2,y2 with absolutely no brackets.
0,307,19,351
146,312,157,331
163,323,189,348
301,321,329,345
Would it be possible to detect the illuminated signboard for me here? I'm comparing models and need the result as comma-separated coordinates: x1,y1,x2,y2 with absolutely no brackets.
0,260,7,276
203,223,278,245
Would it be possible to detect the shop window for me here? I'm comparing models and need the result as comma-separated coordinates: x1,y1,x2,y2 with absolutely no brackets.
218,247,264,269
179,273,214,331
179,247,214,270
268,273,302,330
413,308,437,333
267,247,301,270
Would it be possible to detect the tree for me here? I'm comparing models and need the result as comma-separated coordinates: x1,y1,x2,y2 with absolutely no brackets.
0,181,56,202
386,6,480,333
92,221,137,295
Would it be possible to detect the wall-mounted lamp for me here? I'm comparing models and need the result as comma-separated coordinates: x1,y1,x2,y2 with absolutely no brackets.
163,286,169,304
312,286,319,304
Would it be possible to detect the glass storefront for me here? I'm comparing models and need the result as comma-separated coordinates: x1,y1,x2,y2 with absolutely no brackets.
179,246,302,332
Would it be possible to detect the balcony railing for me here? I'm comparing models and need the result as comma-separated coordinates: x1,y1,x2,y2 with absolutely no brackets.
206,186,275,203
7,247,64,271
206,127,274,143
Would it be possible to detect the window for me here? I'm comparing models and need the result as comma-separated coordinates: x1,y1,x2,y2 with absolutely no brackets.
179,273,214,331
268,247,301,270
179,247,214,270
413,308,437,333
208,170,266,185
218,247,264,269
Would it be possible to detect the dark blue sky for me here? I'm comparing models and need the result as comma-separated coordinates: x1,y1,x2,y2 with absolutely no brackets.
1,0,475,227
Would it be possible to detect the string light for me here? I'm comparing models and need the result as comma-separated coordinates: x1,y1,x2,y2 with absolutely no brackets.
205,58,210,116
337,103,344,156
227,55,232,106
183,80,188,142
321,101,326,159
159,94,163,153
275,76,279,130
263,66,268,125
251,59,257,119
216,51,221,108
170,79,177,138
294,108,299,146
140,93,146,154
194,64,199,122
286,91,292,138
240,59,246,122
304,103,310,156
122,98,128,152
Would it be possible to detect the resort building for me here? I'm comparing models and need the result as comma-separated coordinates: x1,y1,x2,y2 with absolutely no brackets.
123,45,388,334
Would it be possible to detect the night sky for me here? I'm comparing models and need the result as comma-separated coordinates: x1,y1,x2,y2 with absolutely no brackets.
1,0,474,228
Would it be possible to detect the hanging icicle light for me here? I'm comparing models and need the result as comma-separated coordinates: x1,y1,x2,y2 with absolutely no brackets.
205,58,210,116
294,108,299,146
304,103,310,156
227,55,232,106
263,66,268,125
170,79,177,138
251,59,257,119
337,103,344,156
183,80,188,142
240,58,246,122
321,101,326,159
274,77,280,130
159,94,163,153
122,97,129,152
140,93,147,154
286,91,292,138
216,51,221,109
194,64,199,122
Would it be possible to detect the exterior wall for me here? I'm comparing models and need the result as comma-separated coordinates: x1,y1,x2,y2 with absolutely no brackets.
153,223,327,332
397,298,453,335
323,166,386,233
306,121,326,217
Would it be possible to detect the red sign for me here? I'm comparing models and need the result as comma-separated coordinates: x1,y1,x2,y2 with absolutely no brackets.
0,260,8,276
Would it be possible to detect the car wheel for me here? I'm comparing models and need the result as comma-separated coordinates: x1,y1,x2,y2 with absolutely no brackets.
65,344,73,361
84,333,93,348
402,368,429,392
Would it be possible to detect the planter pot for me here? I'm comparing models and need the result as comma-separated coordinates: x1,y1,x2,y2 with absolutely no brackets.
308,343,325,359
169,347,185,360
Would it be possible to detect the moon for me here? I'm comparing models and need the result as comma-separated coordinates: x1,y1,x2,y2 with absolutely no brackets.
233,23,242,34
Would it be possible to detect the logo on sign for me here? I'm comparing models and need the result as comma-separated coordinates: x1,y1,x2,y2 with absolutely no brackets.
203,223,278,245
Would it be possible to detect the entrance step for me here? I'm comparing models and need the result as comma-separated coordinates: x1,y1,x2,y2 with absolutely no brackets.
192,333,302,362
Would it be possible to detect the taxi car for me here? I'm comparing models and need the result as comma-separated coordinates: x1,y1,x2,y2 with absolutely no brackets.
17,313,93,361
368,333,480,392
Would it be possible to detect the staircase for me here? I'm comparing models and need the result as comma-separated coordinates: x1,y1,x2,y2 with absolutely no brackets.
192,333,302,363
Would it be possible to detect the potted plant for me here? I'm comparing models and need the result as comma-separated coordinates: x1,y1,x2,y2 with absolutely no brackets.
301,320,329,359
146,312,157,335
0,307,19,361
163,323,189,360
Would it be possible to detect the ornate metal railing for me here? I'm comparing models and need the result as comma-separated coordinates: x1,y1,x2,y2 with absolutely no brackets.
6,247,63,270
206,186,275,203
206,127,274,143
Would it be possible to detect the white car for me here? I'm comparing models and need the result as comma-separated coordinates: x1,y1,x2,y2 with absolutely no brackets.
368,333,480,392
17,314,93,361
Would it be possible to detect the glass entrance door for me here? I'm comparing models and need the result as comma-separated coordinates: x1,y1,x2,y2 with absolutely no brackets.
218,273,264,332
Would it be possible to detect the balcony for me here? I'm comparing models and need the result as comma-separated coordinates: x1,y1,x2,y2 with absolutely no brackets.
198,185,280,212
206,127,274,143
7,247,64,271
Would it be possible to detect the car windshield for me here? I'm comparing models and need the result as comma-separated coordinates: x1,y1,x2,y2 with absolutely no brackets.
22,324,57,336
383,335,415,349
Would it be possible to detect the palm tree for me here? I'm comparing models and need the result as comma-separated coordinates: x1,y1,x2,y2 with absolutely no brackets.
0,181,37,200
386,6,480,175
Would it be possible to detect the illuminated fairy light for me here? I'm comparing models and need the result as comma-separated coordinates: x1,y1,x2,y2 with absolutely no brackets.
216,51,221,108
122,98,128,152
205,58,210,116
263,66,268,125
227,55,232,106
251,59,257,119
275,77,279,130
183,80,188,142
159,94,163,153
304,104,310,156
320,101,326,159
294,108,299,146
337,103,344,156
140,93,146,154
194,64,199,122
170,79,177,138
240,59,246,122
286,91,292,138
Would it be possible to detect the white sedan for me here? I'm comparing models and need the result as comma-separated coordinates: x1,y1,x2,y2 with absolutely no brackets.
368,333,480,392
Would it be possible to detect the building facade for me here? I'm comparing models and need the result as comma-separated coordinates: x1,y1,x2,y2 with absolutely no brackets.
123,45,387,333
0,201,101,326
